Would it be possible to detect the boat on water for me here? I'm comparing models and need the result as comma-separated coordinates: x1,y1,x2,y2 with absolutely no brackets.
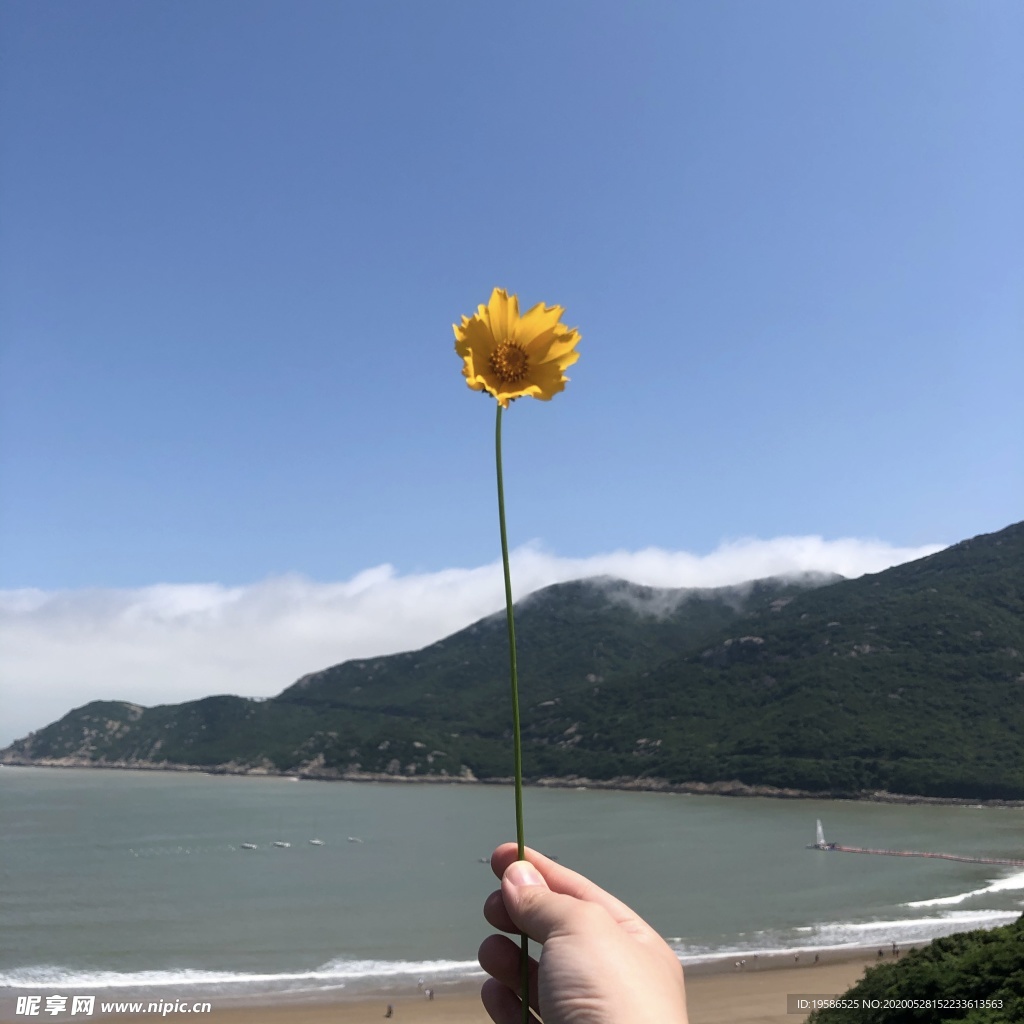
272,841,291,848
308,839,325,846
240,843,258,850
807,819,836,851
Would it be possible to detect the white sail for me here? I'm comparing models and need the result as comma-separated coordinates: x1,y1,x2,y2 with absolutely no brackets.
815,819,826,847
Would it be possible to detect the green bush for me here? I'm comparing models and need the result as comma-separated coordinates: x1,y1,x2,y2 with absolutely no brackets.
808,915,1024,1024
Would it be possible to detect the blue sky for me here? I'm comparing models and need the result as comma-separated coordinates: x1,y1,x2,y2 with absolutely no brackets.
1,2,1021,742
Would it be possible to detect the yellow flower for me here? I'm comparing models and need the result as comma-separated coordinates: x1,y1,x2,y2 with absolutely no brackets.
453,288,581,408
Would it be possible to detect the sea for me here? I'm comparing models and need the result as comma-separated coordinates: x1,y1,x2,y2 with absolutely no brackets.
1,766,1022,1009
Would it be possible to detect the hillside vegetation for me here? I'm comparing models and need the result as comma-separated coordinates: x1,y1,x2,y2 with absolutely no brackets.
808,914,1024,1024
4,522,1023,801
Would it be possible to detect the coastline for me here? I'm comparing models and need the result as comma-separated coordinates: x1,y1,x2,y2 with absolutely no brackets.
2,950,882,1024
3,760,1023,809
4,766,1020,1023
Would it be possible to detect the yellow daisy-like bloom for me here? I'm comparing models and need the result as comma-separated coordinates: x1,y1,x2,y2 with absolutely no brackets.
454,288,581,408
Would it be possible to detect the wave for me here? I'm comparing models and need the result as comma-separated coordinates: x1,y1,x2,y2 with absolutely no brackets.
903,869,1024,908
5,911,1020,1000
669,909,1020,963
0,959,483,999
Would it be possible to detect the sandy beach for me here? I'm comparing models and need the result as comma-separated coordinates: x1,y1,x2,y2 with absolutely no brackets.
67,950,879,1024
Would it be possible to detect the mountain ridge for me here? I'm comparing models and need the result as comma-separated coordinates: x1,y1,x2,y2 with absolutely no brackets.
4,522,1022,801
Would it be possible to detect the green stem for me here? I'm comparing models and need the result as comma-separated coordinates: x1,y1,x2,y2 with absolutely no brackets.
495,403,530,1023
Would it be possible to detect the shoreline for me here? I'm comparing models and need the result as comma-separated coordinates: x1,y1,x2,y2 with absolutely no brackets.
1,950,885,1024
5,922,1017,1021
3,760,1023,809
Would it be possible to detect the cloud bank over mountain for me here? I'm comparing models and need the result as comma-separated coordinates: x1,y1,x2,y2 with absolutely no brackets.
0,535,943,747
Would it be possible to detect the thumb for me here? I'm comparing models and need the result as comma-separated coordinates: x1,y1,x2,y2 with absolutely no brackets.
502,860,597,945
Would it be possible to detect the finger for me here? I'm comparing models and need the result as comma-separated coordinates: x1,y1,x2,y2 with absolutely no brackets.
491,843,656,935
484,887,519,934
500,859,615,947
480,977,542,1024
478,932,540,1011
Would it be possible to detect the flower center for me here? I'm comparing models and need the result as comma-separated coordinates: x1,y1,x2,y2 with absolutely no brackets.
489,342,529,385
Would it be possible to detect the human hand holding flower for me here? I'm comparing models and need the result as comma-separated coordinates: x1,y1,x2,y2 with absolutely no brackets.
479,844,689,1024
454,288,581,1024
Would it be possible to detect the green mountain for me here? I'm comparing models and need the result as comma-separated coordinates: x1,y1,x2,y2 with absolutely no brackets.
4,522,1023,800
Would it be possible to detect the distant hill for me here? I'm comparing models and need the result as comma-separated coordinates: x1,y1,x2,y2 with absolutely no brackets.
4,522,1023,801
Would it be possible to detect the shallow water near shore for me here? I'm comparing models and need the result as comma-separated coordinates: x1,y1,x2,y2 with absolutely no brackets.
1,766,1021,1004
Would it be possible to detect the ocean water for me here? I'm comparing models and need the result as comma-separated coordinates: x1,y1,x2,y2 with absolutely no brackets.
1,766,1022,1006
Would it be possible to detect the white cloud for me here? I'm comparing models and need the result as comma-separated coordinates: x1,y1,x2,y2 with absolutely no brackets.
0,536,943,747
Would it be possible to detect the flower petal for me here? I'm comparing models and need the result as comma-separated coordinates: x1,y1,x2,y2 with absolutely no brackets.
514,301,565,347
486,288,517,346
516,303,581,366
532,327,582,367
521,356,572,401
454,315,497,386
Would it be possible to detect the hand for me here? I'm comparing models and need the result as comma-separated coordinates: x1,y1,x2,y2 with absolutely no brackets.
479,843,689,1024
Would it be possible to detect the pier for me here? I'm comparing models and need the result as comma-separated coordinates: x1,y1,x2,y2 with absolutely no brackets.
806,819,1024,867
826,845,1024,868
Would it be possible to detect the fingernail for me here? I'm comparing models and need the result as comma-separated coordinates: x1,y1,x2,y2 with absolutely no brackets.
505,860,545,887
